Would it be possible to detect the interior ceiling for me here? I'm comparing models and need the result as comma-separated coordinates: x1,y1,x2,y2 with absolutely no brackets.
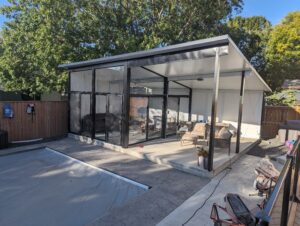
145,44,246,77
131,42,270,91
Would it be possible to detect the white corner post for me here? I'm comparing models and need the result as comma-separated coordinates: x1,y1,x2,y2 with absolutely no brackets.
236,70,245,153
208,47,220,172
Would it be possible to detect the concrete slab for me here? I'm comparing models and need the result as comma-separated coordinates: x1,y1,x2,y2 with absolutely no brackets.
157,154,284,226
0,148,147,226
125,137,259,178
0,138,210,226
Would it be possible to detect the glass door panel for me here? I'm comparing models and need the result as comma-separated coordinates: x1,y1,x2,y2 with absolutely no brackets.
80,94,92,137
95,95,107,141
148,97,163,139
167,97,179,135
70,93,81,133
179,97,189,124
129,97,148,144
106,94,123,145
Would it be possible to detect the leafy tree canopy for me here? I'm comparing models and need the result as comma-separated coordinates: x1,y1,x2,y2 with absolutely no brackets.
265,90,296,106
0,0,243,96
224,16,271,72
264,11,300,90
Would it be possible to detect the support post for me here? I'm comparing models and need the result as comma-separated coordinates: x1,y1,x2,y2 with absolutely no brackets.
188,88,192,121
236,70,245,154
122,67,130,148
67,71,71,133
162,78,168,138
91,68,96,139
260,92,265,139
208,48,220,172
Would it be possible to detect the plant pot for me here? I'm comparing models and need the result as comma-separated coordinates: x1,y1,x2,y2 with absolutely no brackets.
198,156,208,169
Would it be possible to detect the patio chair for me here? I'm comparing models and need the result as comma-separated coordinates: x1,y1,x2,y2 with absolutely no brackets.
205,127,233,155
214,127,233,155
180,123,207,145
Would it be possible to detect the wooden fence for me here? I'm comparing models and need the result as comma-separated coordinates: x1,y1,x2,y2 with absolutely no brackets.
0,101,68,142
261,105,300,139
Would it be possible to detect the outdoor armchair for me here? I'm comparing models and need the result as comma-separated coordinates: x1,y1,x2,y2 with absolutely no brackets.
210,127,233,155
180,123,207,145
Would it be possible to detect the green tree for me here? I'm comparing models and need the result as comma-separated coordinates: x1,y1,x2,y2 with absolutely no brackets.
264,11,300,90
0,0,92,96
265,90,296,106
222,16,271,72
82,0,243,54
0,0,243,95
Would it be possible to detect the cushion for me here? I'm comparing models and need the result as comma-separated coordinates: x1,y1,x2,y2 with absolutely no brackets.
217,127,232,139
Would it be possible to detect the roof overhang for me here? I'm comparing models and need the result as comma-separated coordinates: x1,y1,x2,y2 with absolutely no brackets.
59,35,271,92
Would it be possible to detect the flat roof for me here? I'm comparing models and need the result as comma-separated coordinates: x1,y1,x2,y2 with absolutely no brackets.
59,35,229,70
60,35,271,91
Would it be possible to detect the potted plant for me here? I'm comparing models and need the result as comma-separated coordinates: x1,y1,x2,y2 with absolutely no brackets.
197,147,209,169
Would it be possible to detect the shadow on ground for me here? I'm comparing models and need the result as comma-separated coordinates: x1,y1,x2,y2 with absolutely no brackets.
247,138,289,158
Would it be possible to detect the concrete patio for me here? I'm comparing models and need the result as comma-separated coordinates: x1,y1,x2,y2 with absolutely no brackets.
125,136,259,177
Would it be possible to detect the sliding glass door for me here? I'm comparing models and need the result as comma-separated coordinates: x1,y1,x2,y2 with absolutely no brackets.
167,97,179,135
94,66,124,145
129,96,163,144
148,97,163,139
129,97,148,144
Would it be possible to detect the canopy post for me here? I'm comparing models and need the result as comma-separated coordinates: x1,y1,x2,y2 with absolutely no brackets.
162,77,168,138
91,68,96,139
188,88,192,121
236,70,245,153
67,71,71,133
122,66,130,148
208,48,220,172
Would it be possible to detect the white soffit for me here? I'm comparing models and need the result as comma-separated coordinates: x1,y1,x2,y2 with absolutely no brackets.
142,41,271,92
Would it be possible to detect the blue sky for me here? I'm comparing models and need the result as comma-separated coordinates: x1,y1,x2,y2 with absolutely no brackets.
240,0,300,25
0,0,299,27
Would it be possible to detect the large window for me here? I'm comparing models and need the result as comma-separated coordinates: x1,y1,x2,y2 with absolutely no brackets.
70,70,92,92
69,66,192,146
148,97,163,139
69,66,125,145
128,96,163,144
167,97,179,135
129,67,165,144
130,67,164,95
95,66,124,145
95,67,124,94
129,97,148,144
168,81,189,95
69,70,93,137
95,95,107,141
179,97,189,123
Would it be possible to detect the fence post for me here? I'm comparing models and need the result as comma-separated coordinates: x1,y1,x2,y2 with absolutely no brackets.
280,158,292,226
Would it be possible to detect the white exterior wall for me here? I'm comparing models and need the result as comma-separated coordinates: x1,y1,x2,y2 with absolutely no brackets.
191,89,263,139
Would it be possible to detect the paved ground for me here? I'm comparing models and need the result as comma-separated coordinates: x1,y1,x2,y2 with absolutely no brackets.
157,140,286,226
247,138,289,158
0,148,146,226
157,154,284,226
0,138,209,226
